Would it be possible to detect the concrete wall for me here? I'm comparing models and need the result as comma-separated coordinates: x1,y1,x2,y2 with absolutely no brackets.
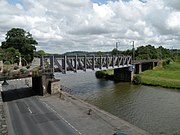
134,62,158,74
114,67,133,82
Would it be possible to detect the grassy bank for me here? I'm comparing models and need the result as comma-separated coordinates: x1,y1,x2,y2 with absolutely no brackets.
138,62,180,89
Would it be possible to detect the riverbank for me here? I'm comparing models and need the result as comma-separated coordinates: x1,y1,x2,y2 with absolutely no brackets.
137,62,180,89
41,91,151,135
95,61,180,89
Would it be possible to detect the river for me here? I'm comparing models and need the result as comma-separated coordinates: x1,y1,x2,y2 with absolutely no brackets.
55,71,180,135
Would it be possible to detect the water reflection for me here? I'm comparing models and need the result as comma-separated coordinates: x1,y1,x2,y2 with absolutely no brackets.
55,72,180,135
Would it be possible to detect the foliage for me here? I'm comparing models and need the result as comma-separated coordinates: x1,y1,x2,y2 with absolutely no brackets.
34,50,46,57
96,51,103,56
2,68,10,77
112,48,119,55
135,45,172,60
133,75,141,84
4,61,11,65
14,65,19,70
95,71,105,78
162,58,172,67
139,62,180,89
19,68,28,74
2,47,20,64
95,70,114,80
1,28,37,63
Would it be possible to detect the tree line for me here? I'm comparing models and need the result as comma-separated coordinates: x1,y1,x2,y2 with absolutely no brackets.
0,28,179,66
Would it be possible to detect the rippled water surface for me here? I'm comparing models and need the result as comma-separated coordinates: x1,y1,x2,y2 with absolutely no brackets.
55,71,180,135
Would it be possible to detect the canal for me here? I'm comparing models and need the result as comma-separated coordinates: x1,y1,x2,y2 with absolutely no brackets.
55,71,180,135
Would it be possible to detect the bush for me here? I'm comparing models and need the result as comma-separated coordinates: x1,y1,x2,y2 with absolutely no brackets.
19,68,28,74
4,61,11,65
2,68,10,76
133,75,141,84
95,71,105,78
12,72,20,78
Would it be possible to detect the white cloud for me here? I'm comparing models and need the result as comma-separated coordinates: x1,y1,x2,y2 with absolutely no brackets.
166,11,180,30
0,0,180,54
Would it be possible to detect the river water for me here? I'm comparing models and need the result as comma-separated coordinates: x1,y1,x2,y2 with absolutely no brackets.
55,71,180,135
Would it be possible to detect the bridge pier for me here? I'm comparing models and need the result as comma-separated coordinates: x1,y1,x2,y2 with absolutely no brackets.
32,74,60,96
114,67,133,82
134,63,142,74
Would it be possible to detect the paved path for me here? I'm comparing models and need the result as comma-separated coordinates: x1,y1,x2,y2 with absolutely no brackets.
41,92,151,135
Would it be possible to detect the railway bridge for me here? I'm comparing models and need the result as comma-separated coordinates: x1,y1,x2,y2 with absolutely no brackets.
40,55,160,82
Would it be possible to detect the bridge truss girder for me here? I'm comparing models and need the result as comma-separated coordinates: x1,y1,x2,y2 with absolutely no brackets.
41,55,132,74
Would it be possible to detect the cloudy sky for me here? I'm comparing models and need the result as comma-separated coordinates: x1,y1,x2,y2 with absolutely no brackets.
0,0,180,53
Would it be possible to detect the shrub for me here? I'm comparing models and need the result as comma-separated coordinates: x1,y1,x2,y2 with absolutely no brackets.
4,61,11,65
19,68,28,74
133,75,141,85
95,71,105,78
12,72,20,78
2,68,10,76
162,58,173,67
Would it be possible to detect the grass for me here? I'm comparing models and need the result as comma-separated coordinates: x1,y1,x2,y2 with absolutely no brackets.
138,62,180,89
101,69,114,75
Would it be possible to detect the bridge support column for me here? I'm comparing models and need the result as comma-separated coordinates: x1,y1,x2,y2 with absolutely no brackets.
114,67,133,82
134,64,142,74
50,56,54,73
40,56,45,69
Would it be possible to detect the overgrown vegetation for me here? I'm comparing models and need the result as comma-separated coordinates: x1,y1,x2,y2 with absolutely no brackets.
138,61,180,89
95,69,114,80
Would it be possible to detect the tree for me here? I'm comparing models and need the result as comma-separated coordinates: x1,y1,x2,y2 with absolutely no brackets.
1,28,38,63
34,50,46,57
96,51,103,56
112,48,119,55
3,47,20,64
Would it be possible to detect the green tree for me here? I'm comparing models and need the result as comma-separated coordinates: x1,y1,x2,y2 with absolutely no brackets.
3,47,20,64
96,51,103,56
1,28,37,63
34,50,46,57
112,48,119,55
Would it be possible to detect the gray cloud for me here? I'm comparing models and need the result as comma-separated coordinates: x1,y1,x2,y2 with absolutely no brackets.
0,0,180,54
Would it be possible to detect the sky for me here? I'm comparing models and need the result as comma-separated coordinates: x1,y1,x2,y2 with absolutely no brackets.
0,0,180,53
